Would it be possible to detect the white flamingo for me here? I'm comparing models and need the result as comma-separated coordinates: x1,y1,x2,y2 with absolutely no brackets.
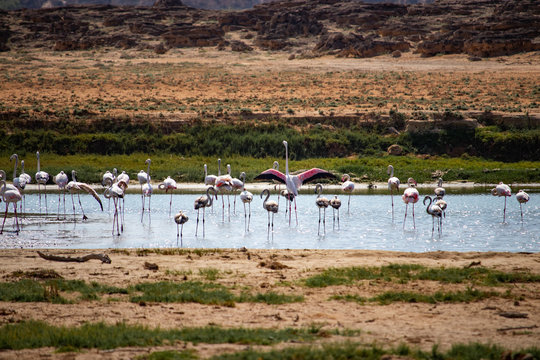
35,151,50,214
194,186,216,237
402,177,419,229
254,140,335,226
341,174,354,214
204,164,217,186
229,164,244,214
315,184,329,236
434,178,445,199
66,170,103,220
387,165,400,221
53,170,69,220
102,168,117,212
117,170,130,184
424,195,443,236
104,180,127,236
239,172,253,232
0,180,22,234
139,159,153,215
20,160,32,215
215,159,232,222
491,182,511,223
174,210,189,246
159,176,177,217
330,195,341,229
260,188,278,235
516,189,530,222
9,154,27,214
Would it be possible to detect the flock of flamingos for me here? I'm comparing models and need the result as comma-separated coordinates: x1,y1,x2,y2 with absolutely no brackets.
0,140,532,241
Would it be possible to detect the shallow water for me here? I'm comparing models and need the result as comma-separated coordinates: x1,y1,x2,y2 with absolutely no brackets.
0,191,538,252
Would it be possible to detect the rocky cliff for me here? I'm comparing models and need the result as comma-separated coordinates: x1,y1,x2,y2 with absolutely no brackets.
0,0,538,58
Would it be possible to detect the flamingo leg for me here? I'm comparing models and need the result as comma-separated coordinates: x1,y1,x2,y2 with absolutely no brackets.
202,207,206,238
57,192,61,220
44,184,48,215
503,196,507,223
1,204,8,234
271,212,275,232
348,194,351,214
332,208,335,229
403,203,408,229
77,193,87,220
318,208,321,236
294,197,298,226
169,192,173,217
196,209,200,237
412,203,416,229
227,194,230,222
180,224,184,246
14,204,19,234
520,203,523,221
233,194,237,214
288,198,291,225
38,183,41,213
221,194,225,223
243,202,247,232
176,223,179,239
267,211,271,234
323,208,326,235
248,202,251,231
431,216,435,236
70,193,76,219
391,192,394,222
337,208,340,229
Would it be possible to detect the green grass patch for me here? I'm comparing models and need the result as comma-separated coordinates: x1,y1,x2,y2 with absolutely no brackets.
238,292,304,305
130,281,236,306
332,287,502,305
0,321,316,350
303,264,540,288
137,350,198,360
210,342,540,360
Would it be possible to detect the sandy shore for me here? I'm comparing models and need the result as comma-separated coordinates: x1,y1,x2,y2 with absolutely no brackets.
0,248,538,359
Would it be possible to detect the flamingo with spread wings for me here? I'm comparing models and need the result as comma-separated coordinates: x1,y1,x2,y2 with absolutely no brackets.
254,140,336,225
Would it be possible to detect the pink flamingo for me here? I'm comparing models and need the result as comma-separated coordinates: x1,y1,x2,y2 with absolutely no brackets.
104,180,128,235
491,182,511,223
387,165,400,221
174,210,189,246
35,151,50,214
516,189,530,222
424,195,443,236
434,178,445,199
402,177,419,229
204,164,217,186
159,176,177,217
260,188,279,235
215,159,232,222
194,186,216,237
0,180,22,234
330,195,341,229
254,140,336,226
53,170,69,220
228,164,244,214
315,184,329,236
341,174,354,214
239,172,253,232
66,170,103,221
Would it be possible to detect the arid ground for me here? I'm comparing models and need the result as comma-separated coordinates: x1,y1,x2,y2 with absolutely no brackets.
0,248,539,359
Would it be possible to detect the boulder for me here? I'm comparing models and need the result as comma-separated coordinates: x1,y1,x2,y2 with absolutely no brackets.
387,144,403,156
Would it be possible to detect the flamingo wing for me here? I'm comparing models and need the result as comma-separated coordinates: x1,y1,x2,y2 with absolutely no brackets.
77,182,104,211
297,168,336,184
254,169,286,184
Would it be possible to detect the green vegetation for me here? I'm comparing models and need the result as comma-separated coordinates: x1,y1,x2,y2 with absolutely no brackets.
138,350,198,360
0,321,317,350
332,287,502,305
209,342,540,360
303,264,540,288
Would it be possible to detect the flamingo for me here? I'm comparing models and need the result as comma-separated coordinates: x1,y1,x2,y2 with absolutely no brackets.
117,170,130,184
19,160,32,215
239,172,253,232
66,170,103,220
341,174,354,214
194,186,216,237
158,176,177,217
330,195,341,229
174,210,189,246
215,159,232,222
387,165,400,221
491,182,511,223
104,180,127,236
402,177,419,229
261,188,278,235
516,189,530,221
434,178,445,199
139,159,153,215
424,195,443,236
228,164,244,214
9,154,27,214
35,151,50,214
435,198,447,219
254,140,336,226
315,184,330,236
102,168,117,211
0,180,22,234
204,164,217,186
53,170,69,220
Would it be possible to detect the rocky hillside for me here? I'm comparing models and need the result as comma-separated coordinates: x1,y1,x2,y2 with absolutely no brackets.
0,0,538,58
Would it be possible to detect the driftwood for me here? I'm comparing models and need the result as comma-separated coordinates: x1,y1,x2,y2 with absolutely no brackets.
498,311,528,319
37,251,111,264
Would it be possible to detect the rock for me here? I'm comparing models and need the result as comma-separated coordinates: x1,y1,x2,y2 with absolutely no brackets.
153,0,183,8
387,144,403,156
154,43,168,54
314,32,410,58
391,50,401,57
230,40,252,52
288,53,295,60
162,25,225,48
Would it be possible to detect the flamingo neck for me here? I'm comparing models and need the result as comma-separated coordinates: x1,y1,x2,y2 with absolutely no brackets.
12,156,18,179
218,159,221,176
389,166,394,178
284,143,289,175
37,152,41,172
72,171,77,182
204,164,208,177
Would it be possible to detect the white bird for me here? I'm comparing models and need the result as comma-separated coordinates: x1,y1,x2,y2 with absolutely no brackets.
260,188,278,235
215,159,232,222
194,186,216,237
158,176,177,217
239,172,253,232
53,170,69,220
315,184,330,236
204,164,217,186
341,174,354,214
66,170,103,221
491,182,511,223
434,178,445,199
330,195,341,229
515,189,529,222
9,154,26,214
35,151,50,214
402,177,419,229
174,210,189,246
424,195,443,237
104,180,127,236
139,159,153,215
102,168,117,187
387,165,400,221
19,160,32,215
435,198,447,218
0,180,22,234
229,164,244,214
116,170,130,184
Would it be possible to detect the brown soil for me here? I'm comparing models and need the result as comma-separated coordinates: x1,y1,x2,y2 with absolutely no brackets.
0,248,538,359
